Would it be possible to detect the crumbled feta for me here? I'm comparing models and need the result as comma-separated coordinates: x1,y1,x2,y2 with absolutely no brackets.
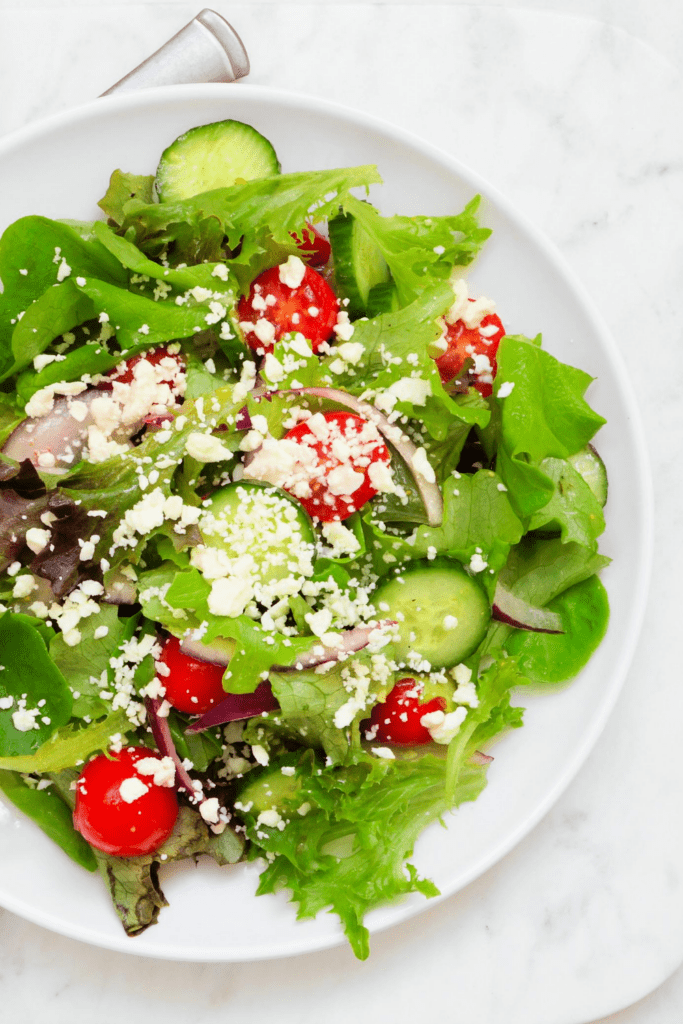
185,432,233,463
278,255,306,289
118,777,149,803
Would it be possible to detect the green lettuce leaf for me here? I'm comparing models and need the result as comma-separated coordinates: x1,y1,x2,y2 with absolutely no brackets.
339,194,490,305
0,613,73,757
241,751,486,959
526,457,605,550
492,335,606,518
412,469,524,575
49,605,133,720
97,170,155,226
0,770,97,871
0,709,130,773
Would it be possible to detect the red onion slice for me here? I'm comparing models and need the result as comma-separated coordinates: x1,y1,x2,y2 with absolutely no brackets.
277,386,444,527
272,622,393,671
186,623,395,733
470,749,494,766
492,582,564,634
186,681,279,734
144,696,199,798
180,633,233,666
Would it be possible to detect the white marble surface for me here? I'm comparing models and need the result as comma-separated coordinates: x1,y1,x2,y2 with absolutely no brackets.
0,3,682,1023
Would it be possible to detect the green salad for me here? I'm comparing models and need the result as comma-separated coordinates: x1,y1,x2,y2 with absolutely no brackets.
0,119,610,959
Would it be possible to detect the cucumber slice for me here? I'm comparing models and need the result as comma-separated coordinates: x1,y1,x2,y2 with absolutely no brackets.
329,208,391,318
366,280,399,317
238,761,305,816
567,444,608,507
200,482,315,586
155,120,281,202
373,559,490,669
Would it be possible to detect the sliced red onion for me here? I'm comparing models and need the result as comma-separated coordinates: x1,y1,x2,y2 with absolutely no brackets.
143,412,174,431
103,571,137,605
470,749,494,766
235,405,251,432
180,633,233,666
144,696,198,798
276,386,444,527
272,622,393,671
186,682,279,734
185,623,395,733
2,390,138,473
492,582,564,634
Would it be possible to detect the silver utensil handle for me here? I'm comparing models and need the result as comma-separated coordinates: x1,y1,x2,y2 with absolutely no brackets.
100,9,249,96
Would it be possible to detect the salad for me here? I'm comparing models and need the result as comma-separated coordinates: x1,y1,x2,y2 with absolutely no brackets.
0,118,610,959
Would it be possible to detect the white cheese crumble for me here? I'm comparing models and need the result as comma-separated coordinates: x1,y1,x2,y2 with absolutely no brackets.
135,755,176,788
497,381,515,398
278,255,307,289
118,776,149,803
185,432,233,463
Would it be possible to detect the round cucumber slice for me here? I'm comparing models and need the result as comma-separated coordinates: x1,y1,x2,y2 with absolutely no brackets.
373,559,490,669
198,481,315,587
155,120,281,202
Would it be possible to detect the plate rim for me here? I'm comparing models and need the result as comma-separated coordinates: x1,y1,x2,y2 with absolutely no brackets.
0,81,655,961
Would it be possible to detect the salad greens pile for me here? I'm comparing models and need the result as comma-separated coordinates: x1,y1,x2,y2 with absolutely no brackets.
0,126,609,959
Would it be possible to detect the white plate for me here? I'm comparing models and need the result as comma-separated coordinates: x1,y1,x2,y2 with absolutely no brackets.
0,83,652,962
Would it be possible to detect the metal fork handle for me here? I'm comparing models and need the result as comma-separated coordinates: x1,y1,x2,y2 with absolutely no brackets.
100,9,249,96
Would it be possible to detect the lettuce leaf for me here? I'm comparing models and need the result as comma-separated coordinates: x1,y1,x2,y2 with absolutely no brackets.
0,709,130,773
241,751,484,959
117,166,382,283
0,613,73,757
338,194,490,305
0,216,127,378
0,770,97,871
526,457,605,550
412,469,524,575
492,335,606,518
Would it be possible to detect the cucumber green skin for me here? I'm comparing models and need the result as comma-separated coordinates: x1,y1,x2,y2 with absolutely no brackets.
155,120,281,202
374,559,491,669
329,209,391,318
203,481,315,585
567,444,608,507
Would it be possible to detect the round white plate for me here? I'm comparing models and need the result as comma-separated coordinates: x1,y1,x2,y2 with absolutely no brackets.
0,83,652,962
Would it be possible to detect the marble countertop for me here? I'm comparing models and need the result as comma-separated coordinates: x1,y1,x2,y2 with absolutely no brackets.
0,3,682,1022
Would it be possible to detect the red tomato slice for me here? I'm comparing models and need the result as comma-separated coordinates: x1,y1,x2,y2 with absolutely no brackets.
290,223,331,267
283,410,390,522
434,307,505,398
96,346,185,390
237,262,339,355
157,636,227,715
365,678,447,746
73,747,178,857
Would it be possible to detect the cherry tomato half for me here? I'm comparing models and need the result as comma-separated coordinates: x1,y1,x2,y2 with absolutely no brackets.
283,410,391,522
73,747,178,857
434,307,505,398
96,346,185,390
237,262,339,355
364,678,447,746
289,223,332,267
157,635,227,715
